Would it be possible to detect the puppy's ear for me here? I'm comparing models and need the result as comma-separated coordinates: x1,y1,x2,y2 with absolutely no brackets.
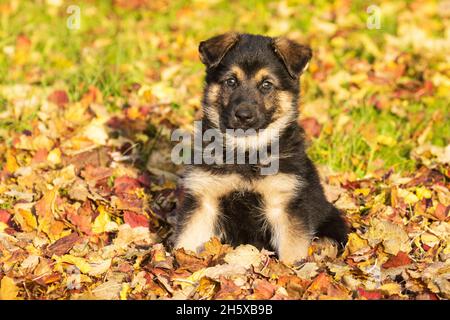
272,37,312,79
199,32,240,68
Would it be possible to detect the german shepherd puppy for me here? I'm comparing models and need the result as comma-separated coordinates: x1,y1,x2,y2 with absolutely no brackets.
173,33,348,263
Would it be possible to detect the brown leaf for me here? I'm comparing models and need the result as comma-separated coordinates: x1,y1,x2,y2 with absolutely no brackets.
113,193,143,212
434,203,449,221
67,200,93,235
45,232,81,257
65,148,110,174
277,275,310,299
174,248,209,272
214,276,243,299
249,279,276,299
35,273,62,286
200,237,232,261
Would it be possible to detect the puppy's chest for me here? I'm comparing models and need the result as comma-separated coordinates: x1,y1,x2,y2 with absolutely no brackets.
217,191,272,250
184,169,300,203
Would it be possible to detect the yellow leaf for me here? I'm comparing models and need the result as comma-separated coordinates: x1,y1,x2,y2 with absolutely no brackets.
0,222,7,232
346,233,369,254
47,148,62,165
415,187,432,200
0,276,19,300
82,119,108,145
32,135,54,151
5,150,19,173
397,188,419,205
380,282,402,296
421,233,440,247
366,219,411,255
92,206,118,234
127,106,141,120
120,283,130,300
153,248,167,262
354,188,370,196
14,209,37,232
196,277,217,299
64,102,89,126
56,255,91,274
376,135,397,147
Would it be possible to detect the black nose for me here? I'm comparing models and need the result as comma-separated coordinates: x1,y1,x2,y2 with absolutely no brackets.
234,105,256,124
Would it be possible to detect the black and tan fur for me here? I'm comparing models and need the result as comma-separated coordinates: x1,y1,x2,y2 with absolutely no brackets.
173,33,348,263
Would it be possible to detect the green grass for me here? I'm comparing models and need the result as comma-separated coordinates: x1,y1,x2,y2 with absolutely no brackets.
0,0,448,177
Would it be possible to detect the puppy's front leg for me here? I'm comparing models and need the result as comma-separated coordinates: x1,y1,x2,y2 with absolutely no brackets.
174,170,242,252
174,195,220,252
256,174,311,264
268,213,311,264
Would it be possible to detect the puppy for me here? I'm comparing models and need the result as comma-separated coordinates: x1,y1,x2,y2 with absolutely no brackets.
173,33,348,263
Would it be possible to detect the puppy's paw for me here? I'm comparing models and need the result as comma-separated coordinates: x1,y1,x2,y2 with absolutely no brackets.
309,237,339,261
278,246,309,265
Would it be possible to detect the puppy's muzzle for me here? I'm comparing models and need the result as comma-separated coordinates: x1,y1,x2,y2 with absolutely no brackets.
231,103,257,129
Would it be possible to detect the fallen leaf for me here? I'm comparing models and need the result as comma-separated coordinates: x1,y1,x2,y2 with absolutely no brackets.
382,251,412,269
224,245,262,269
48,90,69,108
92,205,118,234
123,211,149,228
0,277,19,300
45,232,81,257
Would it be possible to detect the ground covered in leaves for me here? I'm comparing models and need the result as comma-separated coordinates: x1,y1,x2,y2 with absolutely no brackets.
0,0,449,300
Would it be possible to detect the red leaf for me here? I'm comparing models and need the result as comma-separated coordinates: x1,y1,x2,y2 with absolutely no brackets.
48,90,69,108
382,251,412,268
16,34,31,48
300,117,322,138
114,176,141,194
123,211,149,228
358,288,382,300
0,210,11,224
137,172,152,188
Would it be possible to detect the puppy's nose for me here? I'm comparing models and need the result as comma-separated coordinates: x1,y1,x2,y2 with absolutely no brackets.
234,105,256,124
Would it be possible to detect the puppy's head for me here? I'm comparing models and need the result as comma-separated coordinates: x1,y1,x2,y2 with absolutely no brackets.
200,33,312,133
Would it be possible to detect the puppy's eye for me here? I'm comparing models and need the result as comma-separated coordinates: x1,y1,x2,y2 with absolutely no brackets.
225,77,237,88
260,80,273,91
